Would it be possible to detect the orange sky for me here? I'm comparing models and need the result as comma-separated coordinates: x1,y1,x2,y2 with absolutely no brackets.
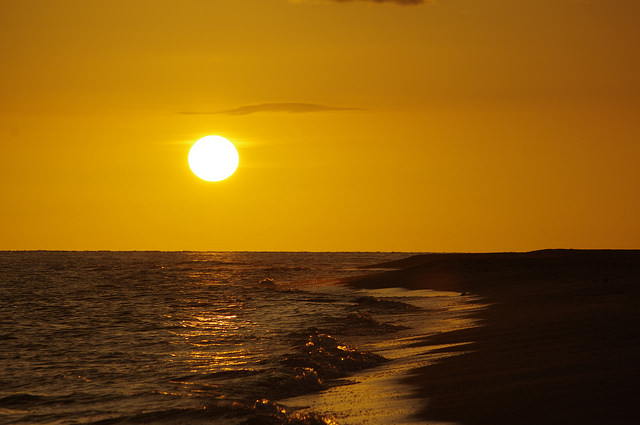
1,0,639,251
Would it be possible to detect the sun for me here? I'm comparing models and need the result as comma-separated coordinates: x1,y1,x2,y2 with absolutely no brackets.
188,136,239,182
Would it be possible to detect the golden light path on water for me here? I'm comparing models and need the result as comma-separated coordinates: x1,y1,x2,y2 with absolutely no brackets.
174,314,252,370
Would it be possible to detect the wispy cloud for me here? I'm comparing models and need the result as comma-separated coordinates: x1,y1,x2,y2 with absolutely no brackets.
292,0,431,5
182,102,361,116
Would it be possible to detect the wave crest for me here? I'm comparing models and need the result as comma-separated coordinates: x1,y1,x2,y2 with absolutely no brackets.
282,328,388,380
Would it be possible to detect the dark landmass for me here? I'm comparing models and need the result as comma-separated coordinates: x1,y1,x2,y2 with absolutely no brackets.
346,249,640,424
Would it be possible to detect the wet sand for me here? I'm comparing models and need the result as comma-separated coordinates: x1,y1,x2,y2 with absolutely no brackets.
346,250,640,425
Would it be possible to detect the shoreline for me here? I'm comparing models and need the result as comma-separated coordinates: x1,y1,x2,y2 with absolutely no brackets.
345,249,640,424
281,284,483,425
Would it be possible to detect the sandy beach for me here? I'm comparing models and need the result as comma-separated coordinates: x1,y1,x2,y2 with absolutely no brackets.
346,250,640,425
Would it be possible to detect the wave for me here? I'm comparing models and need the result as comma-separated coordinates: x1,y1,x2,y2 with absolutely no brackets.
353,295,421,312
0,391,127,409
0,393,46,408
252,368,328,400
330,311,410,336
169,369,262,384
282,328,389,381
261,266,312,272
1,392,336,425
87,400,336,425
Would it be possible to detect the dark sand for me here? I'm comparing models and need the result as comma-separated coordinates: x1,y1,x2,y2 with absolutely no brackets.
346,250,640,425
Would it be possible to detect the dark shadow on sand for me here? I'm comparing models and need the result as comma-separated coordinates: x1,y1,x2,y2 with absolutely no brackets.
346,249,640,425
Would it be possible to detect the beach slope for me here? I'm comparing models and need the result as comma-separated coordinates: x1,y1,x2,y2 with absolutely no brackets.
346,249,640,425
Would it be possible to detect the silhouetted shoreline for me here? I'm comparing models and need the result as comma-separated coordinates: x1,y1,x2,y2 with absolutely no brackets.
346,249,640,424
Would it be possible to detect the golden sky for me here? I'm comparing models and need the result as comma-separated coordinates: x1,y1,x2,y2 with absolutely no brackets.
1,0,639,251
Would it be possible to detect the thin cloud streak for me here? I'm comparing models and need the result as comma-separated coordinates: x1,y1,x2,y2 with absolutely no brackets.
333,0,427,4
293,0,431,5
182,102,362,116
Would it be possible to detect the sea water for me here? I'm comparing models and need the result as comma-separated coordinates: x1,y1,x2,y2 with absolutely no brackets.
0,251,476,425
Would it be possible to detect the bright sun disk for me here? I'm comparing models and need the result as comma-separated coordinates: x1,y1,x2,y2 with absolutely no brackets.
188,136,239,182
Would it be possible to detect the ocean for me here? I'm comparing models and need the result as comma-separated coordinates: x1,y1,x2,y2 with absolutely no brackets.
0,251,476,425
